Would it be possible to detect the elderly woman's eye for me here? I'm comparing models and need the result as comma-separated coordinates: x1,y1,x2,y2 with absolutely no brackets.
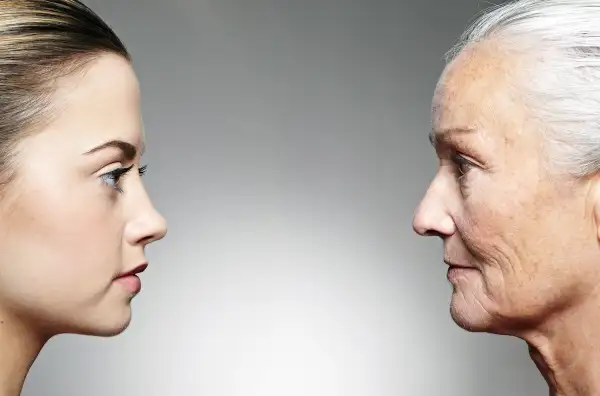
451,153,474,176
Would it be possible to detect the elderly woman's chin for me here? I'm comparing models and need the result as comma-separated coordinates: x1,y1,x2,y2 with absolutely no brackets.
446,270,567,335
449,290,498,333
446,276,497,332
445,269,522,334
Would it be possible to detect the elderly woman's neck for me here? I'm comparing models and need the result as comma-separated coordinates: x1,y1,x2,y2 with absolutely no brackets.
0,312,46,396
521,304,600,396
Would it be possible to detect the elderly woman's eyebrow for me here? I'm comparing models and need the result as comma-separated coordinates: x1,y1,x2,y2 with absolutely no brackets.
429,128,477,147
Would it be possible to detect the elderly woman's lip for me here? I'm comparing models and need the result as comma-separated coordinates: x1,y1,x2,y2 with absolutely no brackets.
444,260,476,269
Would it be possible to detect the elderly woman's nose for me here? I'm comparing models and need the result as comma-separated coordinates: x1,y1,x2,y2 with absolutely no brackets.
413,187,455,237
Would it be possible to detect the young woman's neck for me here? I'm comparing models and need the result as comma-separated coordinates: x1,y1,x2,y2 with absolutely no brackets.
0,312,47,396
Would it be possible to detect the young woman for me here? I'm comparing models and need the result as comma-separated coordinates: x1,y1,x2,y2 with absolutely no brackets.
0,1,167,394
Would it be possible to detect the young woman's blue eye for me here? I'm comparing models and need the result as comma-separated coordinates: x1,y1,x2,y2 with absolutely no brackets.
100,164,148,193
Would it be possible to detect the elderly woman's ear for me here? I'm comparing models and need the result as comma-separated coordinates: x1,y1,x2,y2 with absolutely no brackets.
585,178,600,236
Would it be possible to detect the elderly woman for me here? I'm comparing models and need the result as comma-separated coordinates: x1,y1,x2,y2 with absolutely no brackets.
413,0,600,395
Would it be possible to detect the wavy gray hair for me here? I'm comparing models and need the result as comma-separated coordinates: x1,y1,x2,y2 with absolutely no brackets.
447,0,600,177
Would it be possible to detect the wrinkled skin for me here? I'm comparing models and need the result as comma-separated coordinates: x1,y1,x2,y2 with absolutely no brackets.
413,40,600,334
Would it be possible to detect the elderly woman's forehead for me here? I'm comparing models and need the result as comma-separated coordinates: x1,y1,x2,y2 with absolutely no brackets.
433,42,530,136
442,43,522,96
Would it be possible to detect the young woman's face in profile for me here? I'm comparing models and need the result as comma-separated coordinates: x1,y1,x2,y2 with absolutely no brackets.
0,53,167,336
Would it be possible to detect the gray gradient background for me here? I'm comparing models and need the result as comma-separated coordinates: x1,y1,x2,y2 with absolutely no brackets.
22,1,547,395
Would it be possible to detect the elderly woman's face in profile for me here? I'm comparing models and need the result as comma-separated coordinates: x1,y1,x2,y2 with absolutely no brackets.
413,41,600,333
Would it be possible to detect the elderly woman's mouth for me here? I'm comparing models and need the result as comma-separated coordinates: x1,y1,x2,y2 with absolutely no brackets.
446,263,480,283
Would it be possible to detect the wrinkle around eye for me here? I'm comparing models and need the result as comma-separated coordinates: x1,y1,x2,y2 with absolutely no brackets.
433,136,491,170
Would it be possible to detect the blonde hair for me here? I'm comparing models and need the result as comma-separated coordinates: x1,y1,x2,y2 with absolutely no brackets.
0,0,129,184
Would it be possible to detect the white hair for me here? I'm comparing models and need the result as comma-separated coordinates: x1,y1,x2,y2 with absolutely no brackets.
447,0,600,177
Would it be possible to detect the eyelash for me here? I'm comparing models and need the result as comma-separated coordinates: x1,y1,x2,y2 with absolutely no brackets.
100,164,148,193
450,153,473,180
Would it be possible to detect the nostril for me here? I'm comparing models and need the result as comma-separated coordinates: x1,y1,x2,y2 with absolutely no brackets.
413,220,449,238
423,230,445,238
413,224,432,237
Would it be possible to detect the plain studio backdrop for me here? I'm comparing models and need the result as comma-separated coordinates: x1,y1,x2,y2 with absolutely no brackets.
23,1,546,395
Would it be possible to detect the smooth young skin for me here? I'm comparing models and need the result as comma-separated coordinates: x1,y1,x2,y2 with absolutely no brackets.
0,53,167,395
413,40,600,396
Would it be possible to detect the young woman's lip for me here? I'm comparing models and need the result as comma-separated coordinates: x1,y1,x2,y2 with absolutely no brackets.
116,263,148,278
